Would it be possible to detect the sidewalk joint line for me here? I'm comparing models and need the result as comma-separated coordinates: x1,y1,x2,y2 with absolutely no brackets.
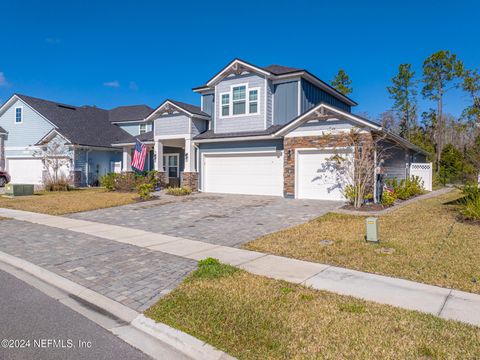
438,289,453,316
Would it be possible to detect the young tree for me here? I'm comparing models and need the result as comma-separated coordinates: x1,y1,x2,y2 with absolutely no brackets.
34,136,72,190
387,64,417,139
421,50,464,173
331,69,353,96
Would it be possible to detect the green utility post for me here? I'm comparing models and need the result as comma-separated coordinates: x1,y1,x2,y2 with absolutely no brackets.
366,217,379,243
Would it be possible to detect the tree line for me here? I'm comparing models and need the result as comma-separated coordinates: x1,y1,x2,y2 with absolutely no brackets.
331,50,480,184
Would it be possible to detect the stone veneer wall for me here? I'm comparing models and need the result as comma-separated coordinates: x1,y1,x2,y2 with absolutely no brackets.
283,133,374,197
181,172,199,191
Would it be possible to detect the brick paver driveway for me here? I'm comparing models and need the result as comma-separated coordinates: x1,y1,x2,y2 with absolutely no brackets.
70,193,342,247
0,219,196,311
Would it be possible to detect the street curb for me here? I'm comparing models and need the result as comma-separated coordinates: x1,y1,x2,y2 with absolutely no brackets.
0,250,235,360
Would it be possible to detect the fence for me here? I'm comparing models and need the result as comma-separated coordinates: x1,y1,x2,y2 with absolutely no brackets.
410,163,433,191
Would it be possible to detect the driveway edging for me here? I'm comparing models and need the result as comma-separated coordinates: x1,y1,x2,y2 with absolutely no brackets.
0,250,235,360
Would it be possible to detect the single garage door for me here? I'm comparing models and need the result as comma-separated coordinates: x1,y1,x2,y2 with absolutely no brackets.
203,152,283,196
7,158,44,184
297,149,352,201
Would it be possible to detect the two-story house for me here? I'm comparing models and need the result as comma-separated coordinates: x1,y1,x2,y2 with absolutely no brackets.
116,58,427,200
0,94,152,187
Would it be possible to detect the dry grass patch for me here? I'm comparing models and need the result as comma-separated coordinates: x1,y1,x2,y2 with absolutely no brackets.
0,188,138,215
246,190,480,293
145,259,480,360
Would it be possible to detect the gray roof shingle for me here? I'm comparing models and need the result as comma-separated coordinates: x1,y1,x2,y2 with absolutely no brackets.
109,105,153,122
194,125,283,140
16,94,133,148
167,100,210,117
0,126,7,134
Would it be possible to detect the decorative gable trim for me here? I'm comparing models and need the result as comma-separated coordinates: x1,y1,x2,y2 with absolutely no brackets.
145,100,210,122
35,128,72,146
197,59,271,90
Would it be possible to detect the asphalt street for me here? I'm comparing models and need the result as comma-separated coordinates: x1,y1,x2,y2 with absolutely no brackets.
0,269,151,360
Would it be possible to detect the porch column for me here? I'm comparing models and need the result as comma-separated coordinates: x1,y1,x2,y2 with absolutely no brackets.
122,147,132,172
154,139,163,171
184,138,196,172
0,134,5,171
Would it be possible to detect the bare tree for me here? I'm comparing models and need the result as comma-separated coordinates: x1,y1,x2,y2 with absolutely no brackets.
34,136,72,189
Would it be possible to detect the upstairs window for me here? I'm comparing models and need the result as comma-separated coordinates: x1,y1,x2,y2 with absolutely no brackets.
220,84,260,117
249,89,258,114
139,123,147,134
232,86,246,115
221,93,230,116
15,107,23,123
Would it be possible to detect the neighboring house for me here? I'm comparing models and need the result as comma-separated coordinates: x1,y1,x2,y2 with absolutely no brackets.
0,94,150,187
117,58,427,200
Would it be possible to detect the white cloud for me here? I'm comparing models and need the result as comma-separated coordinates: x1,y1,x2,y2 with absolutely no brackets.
103,80,120,88
0,72,8,86
45,37,61,44
129,81,139,91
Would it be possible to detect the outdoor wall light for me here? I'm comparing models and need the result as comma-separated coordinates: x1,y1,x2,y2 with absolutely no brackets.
287,149,293,158
185,153,189,162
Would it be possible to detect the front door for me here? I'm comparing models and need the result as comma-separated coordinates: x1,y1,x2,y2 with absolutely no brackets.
163,154,179,186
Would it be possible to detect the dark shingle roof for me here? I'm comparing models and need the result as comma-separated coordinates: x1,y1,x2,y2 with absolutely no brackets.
136,130,153,142
168,100,210,117
194,125,283,140
16,94,132,148
261,64,302,75
109,105,153,122
0,126,7,134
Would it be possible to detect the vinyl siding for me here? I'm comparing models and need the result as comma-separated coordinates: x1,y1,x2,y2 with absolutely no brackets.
301,79,351,113
380,140,408,180
266,81,274,127
117,122,152,136
287,119,357,136
154,114,191,137
191,119,208,137
273,80,299,126
201,93,214,117
0,98,54,155
74,149,122,186
215,73,266,133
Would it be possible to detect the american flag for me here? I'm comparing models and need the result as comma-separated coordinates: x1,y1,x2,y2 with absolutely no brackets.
131,140,147,171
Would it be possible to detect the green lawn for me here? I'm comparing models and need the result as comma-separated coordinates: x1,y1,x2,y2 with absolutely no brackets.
145,259,480,360
245,190,480,294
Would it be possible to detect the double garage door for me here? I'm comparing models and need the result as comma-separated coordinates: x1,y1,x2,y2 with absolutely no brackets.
202,152,284,196
201,150,351,201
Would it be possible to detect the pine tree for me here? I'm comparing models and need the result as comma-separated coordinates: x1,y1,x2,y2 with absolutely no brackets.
387,64,417,139
331,69,353,96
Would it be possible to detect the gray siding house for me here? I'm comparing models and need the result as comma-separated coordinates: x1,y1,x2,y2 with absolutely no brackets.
115,58,428,200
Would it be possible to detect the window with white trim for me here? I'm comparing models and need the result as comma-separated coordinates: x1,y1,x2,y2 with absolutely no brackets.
221,93,230,116
232,86,246,115
15,107,22,123
139,123,147,134
249,89,258,114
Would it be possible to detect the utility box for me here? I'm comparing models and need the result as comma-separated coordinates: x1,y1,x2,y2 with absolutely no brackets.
4,184,35,197
366,217,379,243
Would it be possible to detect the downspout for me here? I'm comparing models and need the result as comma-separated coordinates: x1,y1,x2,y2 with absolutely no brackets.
193,143,200,191
85,149,92,186
373,148,377,204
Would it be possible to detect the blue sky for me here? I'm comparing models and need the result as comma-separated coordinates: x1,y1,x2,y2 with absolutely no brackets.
0,0,478,121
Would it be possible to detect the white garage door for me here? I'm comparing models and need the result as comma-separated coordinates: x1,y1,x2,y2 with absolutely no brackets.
203,152,283,196
297,149,352,201
7,158,44,184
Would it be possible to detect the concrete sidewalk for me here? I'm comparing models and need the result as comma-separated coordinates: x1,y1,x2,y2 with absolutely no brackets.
1,207,479,327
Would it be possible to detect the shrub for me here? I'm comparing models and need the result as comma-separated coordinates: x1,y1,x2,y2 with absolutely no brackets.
138,183,154,200
100,173,118,191
386,176,424,200
381,189,397,206
343,185,357,205
439,144,465,185
192,258,238,279
44,175,71,192
458,183,480,221
166,187,192,196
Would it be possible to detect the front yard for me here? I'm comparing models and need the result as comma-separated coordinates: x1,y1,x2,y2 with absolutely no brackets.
146,260,480,360
245,189,480,293
0,188,138,215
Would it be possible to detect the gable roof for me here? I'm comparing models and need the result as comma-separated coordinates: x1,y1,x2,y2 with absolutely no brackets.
109,105,153,123
14,94,132,148
145,99,210,122
192,58,357,107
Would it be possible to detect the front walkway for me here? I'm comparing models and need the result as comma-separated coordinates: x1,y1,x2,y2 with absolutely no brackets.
0,207,479,327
